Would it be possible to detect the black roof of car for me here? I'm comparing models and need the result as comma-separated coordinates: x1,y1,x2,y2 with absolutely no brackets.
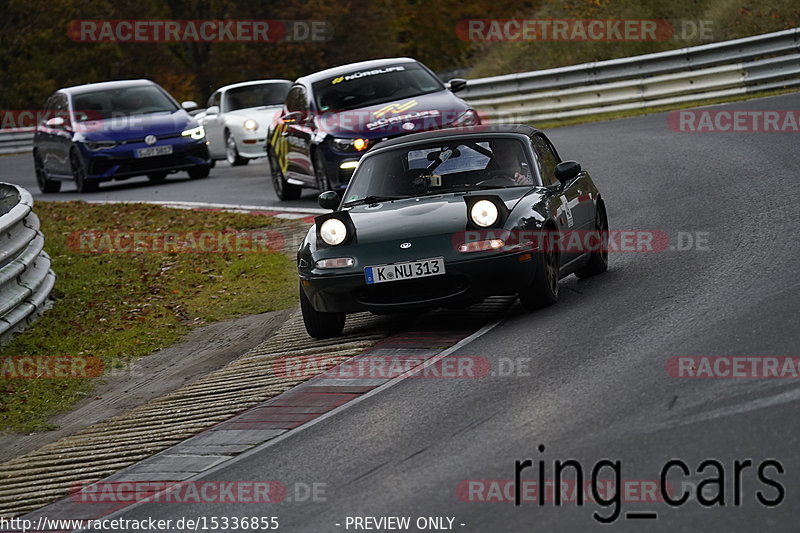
59,79,158,96
369,124,542,152
296,57,421,85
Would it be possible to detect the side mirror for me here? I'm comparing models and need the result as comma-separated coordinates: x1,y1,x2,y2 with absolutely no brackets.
448,78,467,93
205,105,220,116
281,111,304,124
554,161,582,183
45,116,66,128
318,190,340,211
181,101,198,111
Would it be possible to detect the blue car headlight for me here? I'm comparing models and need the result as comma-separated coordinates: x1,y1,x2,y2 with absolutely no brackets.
181,125,205,140
84,140,118,151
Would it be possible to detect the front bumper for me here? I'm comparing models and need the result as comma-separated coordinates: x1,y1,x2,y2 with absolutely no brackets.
300,250,536,313
82,139,211,180
235,132,268,159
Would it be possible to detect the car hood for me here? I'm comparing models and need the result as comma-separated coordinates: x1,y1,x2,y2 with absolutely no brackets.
346,188,537,244
76,110,196,141
317,90,470,139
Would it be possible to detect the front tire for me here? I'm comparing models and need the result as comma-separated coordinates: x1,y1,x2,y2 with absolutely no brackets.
519,229,559,311
225,131,248,166
71,150,97,193
188,166,210,179
34,151,61,193
313,150,330,191
575,202,609,279
269,151,301,201
300,283,345,339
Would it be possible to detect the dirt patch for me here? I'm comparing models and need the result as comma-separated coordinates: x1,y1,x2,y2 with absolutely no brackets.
0,308,293,462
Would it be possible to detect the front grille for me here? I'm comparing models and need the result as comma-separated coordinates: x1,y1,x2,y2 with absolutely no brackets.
89,145,208,176
353,274,468,305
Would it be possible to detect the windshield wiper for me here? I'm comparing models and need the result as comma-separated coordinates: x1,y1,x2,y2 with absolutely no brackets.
343,195,405,207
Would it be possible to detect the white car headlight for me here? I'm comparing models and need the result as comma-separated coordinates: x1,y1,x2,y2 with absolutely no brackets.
470,200,499,228
243,119,258,131
181,125,205,140
320,218,347,246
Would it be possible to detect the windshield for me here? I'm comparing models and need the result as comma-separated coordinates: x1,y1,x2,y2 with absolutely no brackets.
71,85,178,120
312,63,444,112
343,137,535,206
224,82,291,112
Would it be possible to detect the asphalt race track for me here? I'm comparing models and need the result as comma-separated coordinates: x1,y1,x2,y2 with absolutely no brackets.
4,93,800,531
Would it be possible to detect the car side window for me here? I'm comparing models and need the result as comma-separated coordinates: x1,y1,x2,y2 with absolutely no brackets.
207,92,220,109
285,85,308,113
531,134,560,185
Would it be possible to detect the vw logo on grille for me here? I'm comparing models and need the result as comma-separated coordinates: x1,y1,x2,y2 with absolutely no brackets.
400,242,412,249
144,135,157,145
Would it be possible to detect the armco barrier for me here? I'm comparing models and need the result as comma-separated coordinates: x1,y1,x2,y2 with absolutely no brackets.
0,128,34,155
0,183,56,344
461,28,800,122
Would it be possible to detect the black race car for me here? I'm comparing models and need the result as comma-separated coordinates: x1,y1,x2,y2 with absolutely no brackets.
297,124,608,339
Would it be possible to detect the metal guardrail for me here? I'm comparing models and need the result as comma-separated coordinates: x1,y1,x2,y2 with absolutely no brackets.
461,28,800,122
0,128,34,156
0,183,56,344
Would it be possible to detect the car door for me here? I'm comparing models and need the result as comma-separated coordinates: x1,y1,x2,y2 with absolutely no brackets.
282,84,315,183
46,93,74,176
35,94,60,174
531,133,583,264
201,91,225,158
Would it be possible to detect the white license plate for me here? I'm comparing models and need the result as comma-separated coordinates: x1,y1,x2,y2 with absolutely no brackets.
365,257,445,284
136,145,173,158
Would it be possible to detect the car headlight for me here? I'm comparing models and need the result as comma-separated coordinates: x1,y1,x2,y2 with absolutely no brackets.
470,200,499,227
452,109,479,126
458,239,505,253
319,218,348,246
243,119,258,131
181,125,205,140
84,140,117,151
315,257,354,269
333,137,369,152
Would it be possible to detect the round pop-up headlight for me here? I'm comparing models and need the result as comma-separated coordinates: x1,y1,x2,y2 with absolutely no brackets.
470,200,499,227
320,218,347,246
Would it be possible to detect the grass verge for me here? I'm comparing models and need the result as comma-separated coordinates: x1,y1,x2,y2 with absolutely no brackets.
0,202,298,432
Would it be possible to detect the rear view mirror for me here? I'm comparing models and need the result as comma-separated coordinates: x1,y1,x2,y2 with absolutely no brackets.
205,106,220,116
181,101,198,111
554,161,582,183
45,116,65,128
318,191,341,211
448,78,467,93
282,111,304,124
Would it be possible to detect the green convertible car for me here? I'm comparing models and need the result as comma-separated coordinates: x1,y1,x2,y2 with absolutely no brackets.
297,124,609,339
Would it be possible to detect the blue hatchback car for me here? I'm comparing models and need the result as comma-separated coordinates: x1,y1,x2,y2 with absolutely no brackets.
33,79,211,193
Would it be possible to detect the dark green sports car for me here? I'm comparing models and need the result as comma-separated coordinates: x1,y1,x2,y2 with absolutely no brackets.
297,124,608,339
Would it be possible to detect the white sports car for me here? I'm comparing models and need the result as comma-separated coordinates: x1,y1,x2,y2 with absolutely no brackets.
197,80,291,166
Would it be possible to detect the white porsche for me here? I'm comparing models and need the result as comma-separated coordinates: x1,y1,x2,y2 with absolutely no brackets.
197,79,291,166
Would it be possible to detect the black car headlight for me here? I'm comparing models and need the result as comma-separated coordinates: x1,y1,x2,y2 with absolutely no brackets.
333,137,369,152
464,196,508,230
320,218,347,246
315,211,356,247
452,109,480,126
